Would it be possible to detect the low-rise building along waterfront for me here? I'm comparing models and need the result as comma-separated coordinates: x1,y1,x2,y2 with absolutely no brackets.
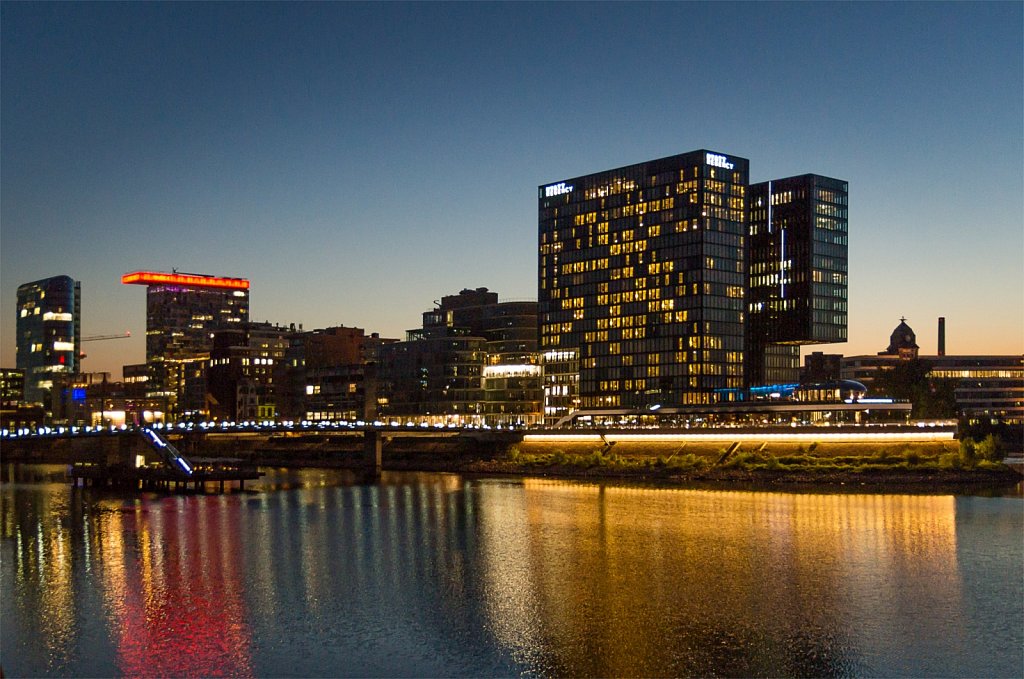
837,318,1023,425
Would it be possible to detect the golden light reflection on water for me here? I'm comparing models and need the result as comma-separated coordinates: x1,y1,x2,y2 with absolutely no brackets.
3,471,1018,677
478,481,964,677
1,485,79,673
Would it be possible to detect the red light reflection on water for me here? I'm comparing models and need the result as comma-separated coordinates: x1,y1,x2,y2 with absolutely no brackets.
108,497,254,678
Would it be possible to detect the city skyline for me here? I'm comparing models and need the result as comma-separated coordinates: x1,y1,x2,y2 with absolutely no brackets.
2,2,1022,377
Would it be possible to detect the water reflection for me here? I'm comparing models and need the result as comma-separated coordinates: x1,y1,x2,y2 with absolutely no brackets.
2,469,1021,677
475,482,984,677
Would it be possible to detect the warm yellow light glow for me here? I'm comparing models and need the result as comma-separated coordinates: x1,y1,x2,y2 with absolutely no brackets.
524,430,955,443
483,364,542,378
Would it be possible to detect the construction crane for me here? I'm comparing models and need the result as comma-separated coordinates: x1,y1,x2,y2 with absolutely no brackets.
79,331,131,360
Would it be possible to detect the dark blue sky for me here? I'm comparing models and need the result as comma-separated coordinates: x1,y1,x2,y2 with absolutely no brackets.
2,2,1021,374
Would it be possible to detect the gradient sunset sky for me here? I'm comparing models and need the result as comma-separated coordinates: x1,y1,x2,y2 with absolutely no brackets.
2,2,1021,377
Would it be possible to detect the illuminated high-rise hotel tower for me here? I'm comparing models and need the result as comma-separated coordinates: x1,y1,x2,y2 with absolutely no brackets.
539,150,749,420
122,271,249,416
538,151,848,424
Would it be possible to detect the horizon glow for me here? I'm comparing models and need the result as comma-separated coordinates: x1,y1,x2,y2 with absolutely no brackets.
1,3,1021,377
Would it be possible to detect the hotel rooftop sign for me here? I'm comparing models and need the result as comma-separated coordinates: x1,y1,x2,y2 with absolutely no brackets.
705,152,735,170
121,271,250,290
543,182,574,197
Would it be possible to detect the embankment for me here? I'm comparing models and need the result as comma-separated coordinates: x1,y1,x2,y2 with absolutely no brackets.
4,430,1020,490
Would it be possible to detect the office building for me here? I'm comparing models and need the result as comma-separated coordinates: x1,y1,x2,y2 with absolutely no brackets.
282,325,396,422
841,318,1023,425
64,372,166,427
16,275,81,408
207,322,291,421
481,300,543,427
0,368,25,405
539,150,749,417
379,288,541,426
122,270,249,417
1,367,46,430
747,174,848,385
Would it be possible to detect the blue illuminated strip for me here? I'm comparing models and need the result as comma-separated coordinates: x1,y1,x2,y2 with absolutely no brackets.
141,427,193,476
143,428,167,447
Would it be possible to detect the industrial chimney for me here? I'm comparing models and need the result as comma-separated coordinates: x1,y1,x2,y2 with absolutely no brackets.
938,317,946,356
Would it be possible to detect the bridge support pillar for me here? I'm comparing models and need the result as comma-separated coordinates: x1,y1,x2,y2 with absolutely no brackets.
364,430,383,481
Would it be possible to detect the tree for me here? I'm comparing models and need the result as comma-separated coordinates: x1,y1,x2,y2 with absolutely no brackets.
875,359,958,419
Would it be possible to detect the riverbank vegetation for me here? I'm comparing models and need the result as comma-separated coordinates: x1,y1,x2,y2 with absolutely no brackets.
479,435,1018,485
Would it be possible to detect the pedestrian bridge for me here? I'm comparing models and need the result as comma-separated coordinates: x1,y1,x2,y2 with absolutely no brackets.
2,421,523,490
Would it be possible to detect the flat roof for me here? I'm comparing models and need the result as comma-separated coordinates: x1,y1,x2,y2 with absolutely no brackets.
122,271,249,290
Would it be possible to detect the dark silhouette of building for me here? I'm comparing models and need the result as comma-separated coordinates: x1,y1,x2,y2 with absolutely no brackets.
879,317,920,360
801,351,843,383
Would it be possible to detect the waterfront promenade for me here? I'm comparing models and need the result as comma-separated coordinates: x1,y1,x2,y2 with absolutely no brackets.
3,421,1019,491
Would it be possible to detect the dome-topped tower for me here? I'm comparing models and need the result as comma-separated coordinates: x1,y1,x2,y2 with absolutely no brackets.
880,317,919,360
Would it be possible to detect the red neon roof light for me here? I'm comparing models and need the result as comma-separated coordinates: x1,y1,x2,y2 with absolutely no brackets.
121,271,250,290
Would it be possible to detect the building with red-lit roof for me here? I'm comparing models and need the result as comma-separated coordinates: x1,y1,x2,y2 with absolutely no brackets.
123,270,249,417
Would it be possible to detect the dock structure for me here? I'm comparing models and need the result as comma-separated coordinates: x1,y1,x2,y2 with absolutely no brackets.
69,463,261,492
68,427,262,493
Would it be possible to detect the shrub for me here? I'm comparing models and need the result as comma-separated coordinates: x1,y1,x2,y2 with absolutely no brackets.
939,452,962,470
975,434,1003,463
959,438,977,466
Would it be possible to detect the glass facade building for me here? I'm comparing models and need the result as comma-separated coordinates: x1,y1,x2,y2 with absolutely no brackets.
539,150,749,413
122,271,249,417
747,175,848,385
481,301,543,426
16,275,81,407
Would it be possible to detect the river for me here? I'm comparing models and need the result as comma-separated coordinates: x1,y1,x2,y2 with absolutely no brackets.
2,466,1021,677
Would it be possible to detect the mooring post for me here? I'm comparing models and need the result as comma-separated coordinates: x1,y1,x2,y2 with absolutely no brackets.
364,430,383,481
